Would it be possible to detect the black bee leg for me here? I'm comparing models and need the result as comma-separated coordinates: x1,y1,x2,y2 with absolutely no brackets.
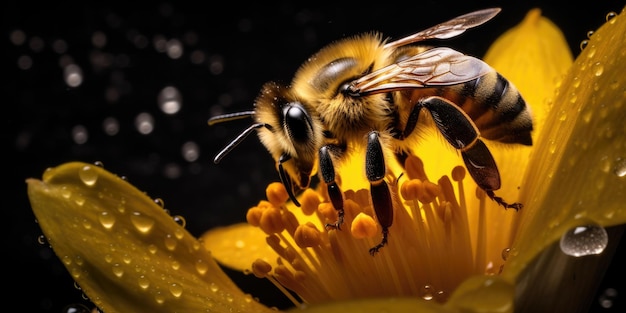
419,96,521,210
319,145,345,230
366,131,393,255
278,153,301,207
463,142,523,211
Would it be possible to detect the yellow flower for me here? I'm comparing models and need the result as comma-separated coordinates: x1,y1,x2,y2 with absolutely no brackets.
27,7,626,313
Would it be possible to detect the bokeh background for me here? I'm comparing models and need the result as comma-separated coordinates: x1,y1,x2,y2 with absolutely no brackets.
5,1,625,312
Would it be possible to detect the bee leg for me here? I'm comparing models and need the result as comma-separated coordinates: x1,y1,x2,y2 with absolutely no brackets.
366,131,393,255
319,145,345,230
278,153,301,207
462,142,523,211
419,96,522,210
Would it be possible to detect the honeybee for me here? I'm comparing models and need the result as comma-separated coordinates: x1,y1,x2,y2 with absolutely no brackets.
209,8,533,255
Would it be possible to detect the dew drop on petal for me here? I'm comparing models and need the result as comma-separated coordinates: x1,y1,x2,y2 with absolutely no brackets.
63,303,91,313
78,165,99,186
560,224,608,257
138,275,150,290
130,211,155,234
613,158,626,177
98,211,116,229
111,263,124,277
169,283,183,298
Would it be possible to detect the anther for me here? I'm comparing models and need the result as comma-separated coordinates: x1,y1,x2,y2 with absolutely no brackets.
294,223,322,248
259,207,285,234
266,182,290,207
351,213,378,239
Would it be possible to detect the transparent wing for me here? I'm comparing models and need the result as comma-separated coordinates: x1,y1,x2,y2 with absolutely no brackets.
384,8,501,49
348,47,492,95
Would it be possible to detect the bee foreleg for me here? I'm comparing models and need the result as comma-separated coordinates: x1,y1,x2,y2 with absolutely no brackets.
366,131,393,255
419,96,522,210
319,145,345,230
278,153,301,207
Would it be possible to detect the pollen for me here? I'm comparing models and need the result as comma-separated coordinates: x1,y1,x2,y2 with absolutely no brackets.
243,153,517,306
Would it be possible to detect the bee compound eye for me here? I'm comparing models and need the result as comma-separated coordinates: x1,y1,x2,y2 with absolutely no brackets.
284,104,312,143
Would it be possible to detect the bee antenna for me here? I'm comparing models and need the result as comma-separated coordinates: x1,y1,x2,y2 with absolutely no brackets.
208,110,256,126
213,123,265,164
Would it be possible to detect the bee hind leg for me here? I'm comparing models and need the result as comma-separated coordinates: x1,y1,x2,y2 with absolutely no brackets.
420,96,522,211
319,145,345,230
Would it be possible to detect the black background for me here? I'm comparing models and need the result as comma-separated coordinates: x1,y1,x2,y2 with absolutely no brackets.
4,1,625,312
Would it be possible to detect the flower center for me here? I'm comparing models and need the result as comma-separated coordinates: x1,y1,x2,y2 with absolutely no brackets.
246,154,513,306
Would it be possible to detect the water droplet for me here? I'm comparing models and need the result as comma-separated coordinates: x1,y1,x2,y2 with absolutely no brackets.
560,224,608,257
501,248,511,261
154,291,166,304
169,283,183,297
171,260,180,270
154,198,165,208
421,285,433,300
196,259,208,275
606,12,617,21
98,211,116,229
37,234,47,245
78,165,99,186
63,303,91,313
138,275,150,289
210,282,219,292
580,39,588,51
112,263,124,277
130,211,155,234
164,233,178,251
173,215,186,227
614,158,626,177
593,62,604,76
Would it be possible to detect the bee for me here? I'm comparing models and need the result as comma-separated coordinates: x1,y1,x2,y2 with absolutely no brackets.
209,8,533,255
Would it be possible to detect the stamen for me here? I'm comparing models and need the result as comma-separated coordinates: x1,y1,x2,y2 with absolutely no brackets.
350,213,378,239
242,154,512,305
266,182,289,208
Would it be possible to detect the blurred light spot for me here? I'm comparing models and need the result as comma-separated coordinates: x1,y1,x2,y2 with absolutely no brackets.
105,86,120,103
158,86,182,114
58,54,75,68
15,131,32,150
166,38,183,59
128,29,149,49
64,64,84,88
190,50,205,65
153,35,167,53
181,141,200,162
72,125,89,144
91,31,107,48
29,36,45,52
163,163,182,179
102,117,120,135
9,29,26,46
218,93,233,106
17,55,33,70
90,50,114,71
238,19,252,32
52,39,68,54
135,112,155,135
208,54,224,75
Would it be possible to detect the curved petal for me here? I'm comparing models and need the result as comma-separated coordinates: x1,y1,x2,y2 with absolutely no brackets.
287,297,456,313
504,6,626,281
202,222,280,271
27,162,275,313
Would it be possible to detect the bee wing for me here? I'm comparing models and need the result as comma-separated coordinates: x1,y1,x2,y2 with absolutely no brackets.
384,8,500,49
348,47,492,95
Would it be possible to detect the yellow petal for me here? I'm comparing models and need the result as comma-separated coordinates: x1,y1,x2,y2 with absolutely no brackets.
27,162,274,313
287,297,456,313
504,6,626,281
202,222,280,271
484,8,573,134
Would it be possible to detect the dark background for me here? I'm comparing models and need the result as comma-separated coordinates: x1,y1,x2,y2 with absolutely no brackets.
4,1,625,312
